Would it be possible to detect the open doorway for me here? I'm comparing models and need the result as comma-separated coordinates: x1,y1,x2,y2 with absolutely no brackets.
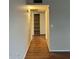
20,5,50,48
32,11,46,37
34,14,40,36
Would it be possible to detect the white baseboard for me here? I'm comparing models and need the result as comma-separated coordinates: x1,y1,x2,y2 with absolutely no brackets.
49,50,70,52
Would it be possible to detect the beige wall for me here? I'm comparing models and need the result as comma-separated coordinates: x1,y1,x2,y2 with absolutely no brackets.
40,12,45,34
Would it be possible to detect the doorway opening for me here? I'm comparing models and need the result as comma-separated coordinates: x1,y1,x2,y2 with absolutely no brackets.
34,14,40,36
20,5,50,48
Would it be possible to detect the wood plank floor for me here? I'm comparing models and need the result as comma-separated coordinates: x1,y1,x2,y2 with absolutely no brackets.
24,36,70,59
25,36,50,59
50,52,70,59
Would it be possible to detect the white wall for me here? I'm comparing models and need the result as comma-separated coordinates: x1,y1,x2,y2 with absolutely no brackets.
9,0,29,59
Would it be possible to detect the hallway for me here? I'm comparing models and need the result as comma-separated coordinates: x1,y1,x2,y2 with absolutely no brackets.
24,36,50,59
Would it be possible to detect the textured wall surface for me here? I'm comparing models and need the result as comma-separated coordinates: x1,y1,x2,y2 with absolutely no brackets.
10,0,70,59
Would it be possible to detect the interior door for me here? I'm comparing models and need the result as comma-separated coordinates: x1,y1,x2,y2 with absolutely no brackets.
34,14,40,36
